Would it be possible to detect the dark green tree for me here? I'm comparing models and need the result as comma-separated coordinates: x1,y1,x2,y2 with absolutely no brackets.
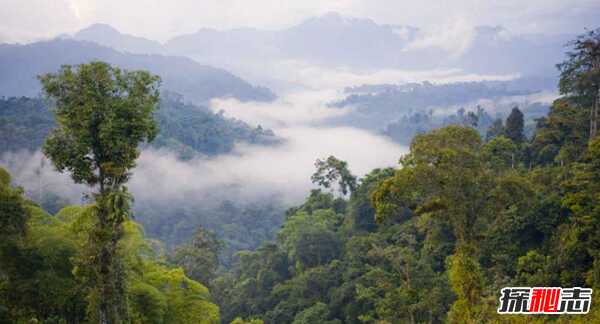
0,168,28,240
0,168,87,323
531,98,589,164
504,106,525,144
485,118,504,142
39,61,160,324
311,156,357,196
347,168,395,232
558,28,600,140
170,226,223,287
481,136,517,171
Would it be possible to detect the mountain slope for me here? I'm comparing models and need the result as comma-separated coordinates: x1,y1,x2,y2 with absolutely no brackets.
0,95,280,158
0,39,275,103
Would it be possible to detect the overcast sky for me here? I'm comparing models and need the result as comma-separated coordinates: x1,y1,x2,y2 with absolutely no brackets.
1,0,599,43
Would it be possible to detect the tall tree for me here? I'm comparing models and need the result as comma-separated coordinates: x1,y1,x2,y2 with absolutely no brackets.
371,126,520,322
170,227,223,287
311,156,357,196
558,28,600,140
39,62,160,324
504,106,525,144
485,118,504,142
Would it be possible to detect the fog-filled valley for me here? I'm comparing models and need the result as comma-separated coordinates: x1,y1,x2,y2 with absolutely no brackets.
1,15,561,253
2,3,600,323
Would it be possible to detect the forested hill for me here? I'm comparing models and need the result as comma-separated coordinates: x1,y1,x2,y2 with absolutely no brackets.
0,94,280,158
0,39,276,103
213,85,600,323
338,79,544,109
331,78,556,131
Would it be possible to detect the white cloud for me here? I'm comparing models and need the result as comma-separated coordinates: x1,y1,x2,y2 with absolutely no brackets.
1,73,408,208
223,59,520,93
1,128,406,207
0,150,88,202
210,89,349,129
128,125,405,205
403,17,476,58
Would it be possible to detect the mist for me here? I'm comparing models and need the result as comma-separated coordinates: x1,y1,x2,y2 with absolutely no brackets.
1,60,554,210
130,126,404,206
1,82,407,209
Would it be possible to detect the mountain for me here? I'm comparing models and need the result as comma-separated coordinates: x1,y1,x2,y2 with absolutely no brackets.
65,16,571,86
331,79,551,130
0,39,275,103
166,13,416,68
165,13,418,68
0,95,280,158
166,27,280,63
164,12,570,77
73,23,165,54
278,12,416,67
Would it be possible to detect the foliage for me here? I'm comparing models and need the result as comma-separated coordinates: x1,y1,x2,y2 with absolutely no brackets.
557,28,600,140
3,33,600,324
486,118,505,141
0,97,54,153
0,94,279,158
39,61,161,323
213,73,600,322
311,155,357,196
152,92,280,159
481,136,517,172
170,226,223,286
384,106,500,145
0,169,220,323
531,98,589,165
504,106,525,144
335,80,538,130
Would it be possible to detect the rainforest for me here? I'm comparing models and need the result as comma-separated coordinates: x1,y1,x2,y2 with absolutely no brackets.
1,2,600,323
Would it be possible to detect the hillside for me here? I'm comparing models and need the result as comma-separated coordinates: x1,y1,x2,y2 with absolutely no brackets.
0,39,276,103
0,94,280,158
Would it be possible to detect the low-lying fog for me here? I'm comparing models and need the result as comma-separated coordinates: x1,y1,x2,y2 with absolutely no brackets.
2,61,553,221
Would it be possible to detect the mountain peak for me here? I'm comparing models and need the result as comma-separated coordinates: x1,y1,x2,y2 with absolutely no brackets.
293,12,382,33
72,23,164,55
320,11,344,21
76,23,121,36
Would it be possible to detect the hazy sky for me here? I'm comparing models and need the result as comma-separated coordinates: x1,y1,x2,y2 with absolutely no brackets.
1,0,599,43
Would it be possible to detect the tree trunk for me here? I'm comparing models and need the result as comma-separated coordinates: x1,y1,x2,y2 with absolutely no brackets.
591,94,597,140
92,195,126,324
591,56,600,141
592,87,599,140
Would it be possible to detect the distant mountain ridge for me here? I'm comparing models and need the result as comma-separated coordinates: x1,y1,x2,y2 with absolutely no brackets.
63,13,572,81
0,39,275,103
0,95,280,158
74,23,165,54
162,13,570,76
